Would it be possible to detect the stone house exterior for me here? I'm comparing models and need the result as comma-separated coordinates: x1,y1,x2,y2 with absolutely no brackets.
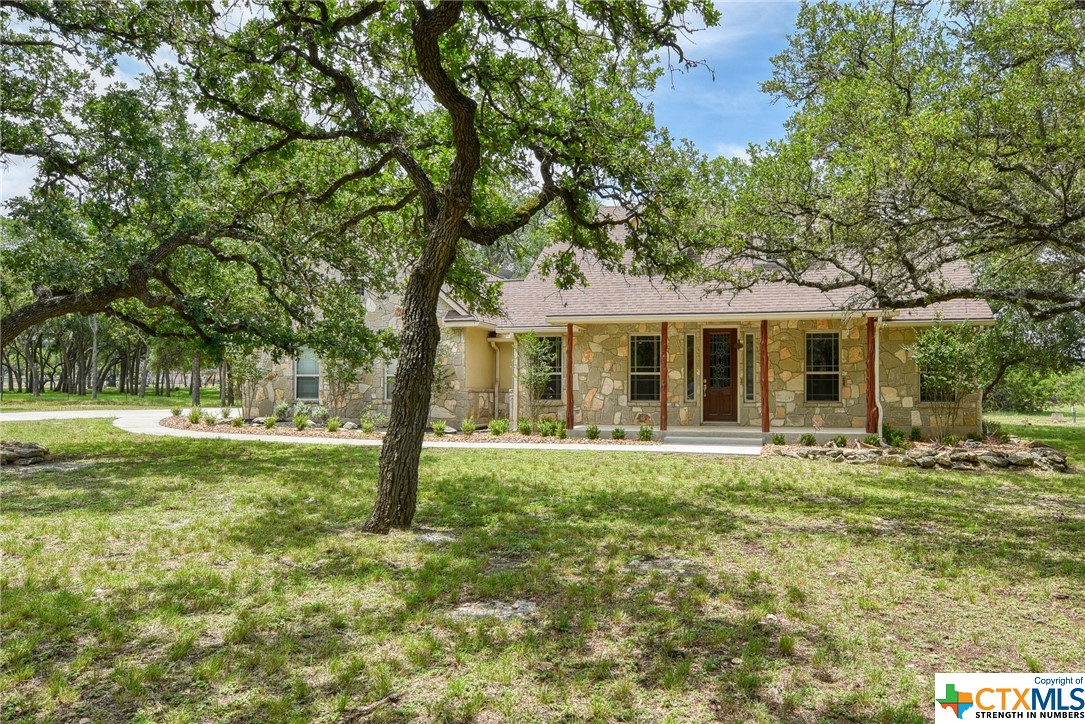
249,226,993,440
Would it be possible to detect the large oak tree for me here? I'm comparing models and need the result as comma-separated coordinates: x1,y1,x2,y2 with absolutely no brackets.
171,1,718,532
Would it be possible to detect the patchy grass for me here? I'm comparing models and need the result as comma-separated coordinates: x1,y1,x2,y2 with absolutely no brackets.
1,419,1082,722
0,388,218,412
989,413,1085,461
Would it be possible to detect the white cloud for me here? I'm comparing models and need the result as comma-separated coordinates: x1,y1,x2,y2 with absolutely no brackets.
712,142,752,160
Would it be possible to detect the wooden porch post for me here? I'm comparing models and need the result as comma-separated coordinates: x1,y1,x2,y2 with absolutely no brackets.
760,320,770,433
660,322,668,431
566,323,574,430
866,316,879,433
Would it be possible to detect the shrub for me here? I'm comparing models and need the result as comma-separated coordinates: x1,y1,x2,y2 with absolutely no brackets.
882,425,906,448
293,412,310,431
489,418,509,436
941,434,961,447
909,426,924,442
187,406,203,424
220,407,231,420
274,401,291,422
799,433,817,447
638,425,654,441
556,420,567,439
832,434,847,448
171,405,183,417
863,433,882,446
292,401,312,420
611,427,626,440
538,419,555,437
309,405,329,424
460,417,476,435
431,420,446,436
982,418,1009,444
326,417,341,432
585,424,600,440
360,420,376,434
518,419,533,435
771,433,786,446
360,410,389,429
263,416,277,429
231,416,244,427
202,413,217,426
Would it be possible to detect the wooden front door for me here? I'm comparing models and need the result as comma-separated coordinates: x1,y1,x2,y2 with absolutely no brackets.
703,329,738,422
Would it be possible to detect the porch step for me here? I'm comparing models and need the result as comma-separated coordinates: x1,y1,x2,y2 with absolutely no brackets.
662,435,764,447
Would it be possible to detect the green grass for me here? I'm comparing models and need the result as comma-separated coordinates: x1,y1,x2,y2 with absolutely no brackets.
1,419,1082,721
0,387,219,412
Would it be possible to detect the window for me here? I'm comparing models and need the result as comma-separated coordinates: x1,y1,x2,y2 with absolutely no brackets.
542,337,562,400
685,334,696,402
295,347,320,400
805,332,840,402
920,372,953,403
630,335,661,402
384,358,397,400
744,333,755,402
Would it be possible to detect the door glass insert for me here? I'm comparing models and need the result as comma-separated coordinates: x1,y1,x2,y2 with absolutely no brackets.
710,333,731,387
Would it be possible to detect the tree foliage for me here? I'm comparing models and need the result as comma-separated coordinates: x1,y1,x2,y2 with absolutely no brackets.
708,0,1085,321
515,332,556,428
909,322,986,439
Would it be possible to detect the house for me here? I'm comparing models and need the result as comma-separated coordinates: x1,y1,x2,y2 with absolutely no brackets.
250,220,994,439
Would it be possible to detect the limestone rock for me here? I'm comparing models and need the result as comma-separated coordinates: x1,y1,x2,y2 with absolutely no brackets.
341,421,358,430
1,440,49,465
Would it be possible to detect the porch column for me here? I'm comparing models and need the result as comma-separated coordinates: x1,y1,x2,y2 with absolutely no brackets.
760,320,770,433
866,316,880,433
660,321,668,431
566,323,574,429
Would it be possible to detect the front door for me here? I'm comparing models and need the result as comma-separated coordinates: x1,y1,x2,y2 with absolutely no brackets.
703,329,737,422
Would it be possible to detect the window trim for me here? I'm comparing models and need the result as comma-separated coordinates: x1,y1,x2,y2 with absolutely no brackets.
684,333,696,402
629,334,661,403
744,333,755,402
540,336,563,401
804,332,840,404
295,347,321,401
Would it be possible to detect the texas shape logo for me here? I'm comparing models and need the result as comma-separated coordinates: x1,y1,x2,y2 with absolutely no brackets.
937,683,975,719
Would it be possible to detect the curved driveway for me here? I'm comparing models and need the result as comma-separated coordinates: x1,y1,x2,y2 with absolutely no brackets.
0,408,762,455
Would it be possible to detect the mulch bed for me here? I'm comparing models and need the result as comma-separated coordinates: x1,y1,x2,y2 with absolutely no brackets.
159,416,661,445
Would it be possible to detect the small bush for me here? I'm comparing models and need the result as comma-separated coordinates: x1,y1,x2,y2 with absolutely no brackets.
638,425,653,441
460,417,476,435
274,401,291,421
941,434,961,447
187,406,203,424
360,410,388,430
538,419,556,437
309,405,329,424
202,413,216,426
431,420,446,436
909,426,924,442
231,416,244,427
220,407,231,420
326,417,341,432
799,433,817,447
832,434,847,448
982,418,1009,444
263,416,277,429
882,425,906,448
518,419,533,435
611,427,626,440
863,433,882,446
171,405,183,417
360,419,376,434
293,412,310,431
771,433,786,446
585,424,600,440
489,418,509,436
556,420,567,439
292,402,312,420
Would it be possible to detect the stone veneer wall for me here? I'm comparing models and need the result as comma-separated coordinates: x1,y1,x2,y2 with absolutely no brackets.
248,294,482,424
879,325,982,436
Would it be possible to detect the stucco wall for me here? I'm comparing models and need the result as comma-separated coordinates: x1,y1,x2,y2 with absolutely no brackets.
879,325,982,437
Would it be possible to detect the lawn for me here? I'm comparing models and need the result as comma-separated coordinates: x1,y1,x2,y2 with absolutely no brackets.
0,388,219,412
1,419,1082,722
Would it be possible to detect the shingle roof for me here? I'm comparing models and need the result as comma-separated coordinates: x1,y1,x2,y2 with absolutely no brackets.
443,214,994,329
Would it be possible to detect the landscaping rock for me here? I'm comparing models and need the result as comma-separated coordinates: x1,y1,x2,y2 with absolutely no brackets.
979,453,1010,467
771,438,1070,473
341,421,358,430
877,454,916,467
252,417,268,424
451,599,538,621
1,440,49,465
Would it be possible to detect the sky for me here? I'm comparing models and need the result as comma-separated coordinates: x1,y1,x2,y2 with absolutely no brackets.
0,2,801,203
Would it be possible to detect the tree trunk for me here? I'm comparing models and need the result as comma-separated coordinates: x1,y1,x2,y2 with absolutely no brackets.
219,361,227,408
140,343,150,398
89,315,99,400
364,228,460,533
191,353,201,405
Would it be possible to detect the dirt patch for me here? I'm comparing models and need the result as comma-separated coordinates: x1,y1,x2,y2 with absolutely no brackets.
450,599,539,621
